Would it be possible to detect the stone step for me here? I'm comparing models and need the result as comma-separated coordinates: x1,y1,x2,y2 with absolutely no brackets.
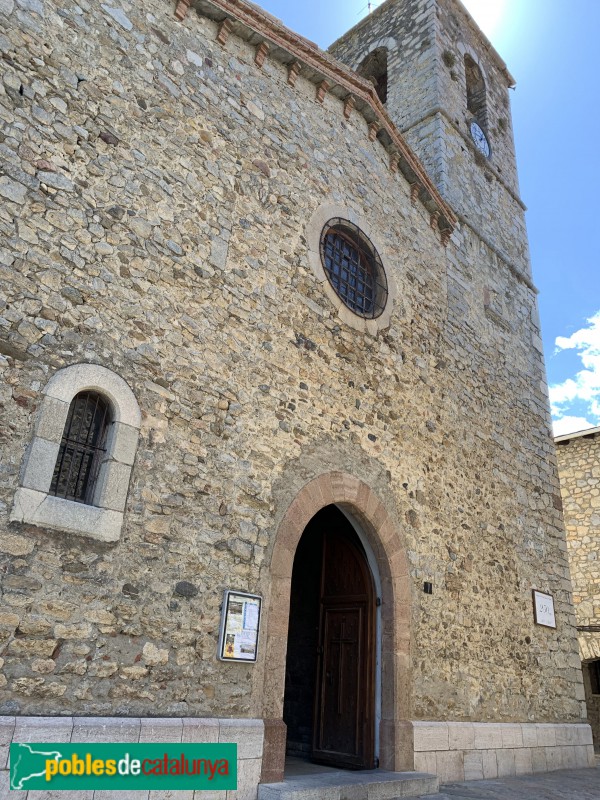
258,769,439,800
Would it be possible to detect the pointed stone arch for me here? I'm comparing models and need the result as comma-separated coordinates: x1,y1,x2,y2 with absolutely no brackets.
261,471,411,780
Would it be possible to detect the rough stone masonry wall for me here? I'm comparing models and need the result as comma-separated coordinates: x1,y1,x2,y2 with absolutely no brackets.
0,0,446,721
0,0,585,740
330,0,443,185
433,0,520,199
409,218,584,726
330,0,439,163
556,434,600,628
333,0,583,725
431,0,527,270
330,0,528,273
556,432,600,748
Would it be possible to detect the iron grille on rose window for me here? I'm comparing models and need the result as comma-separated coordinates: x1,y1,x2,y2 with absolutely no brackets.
320,219,388,319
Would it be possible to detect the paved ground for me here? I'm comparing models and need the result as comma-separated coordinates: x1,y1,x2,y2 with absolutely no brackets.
282,757,600,799
420,765,600,800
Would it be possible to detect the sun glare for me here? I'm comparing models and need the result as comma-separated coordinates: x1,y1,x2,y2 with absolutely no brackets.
460,0,508,41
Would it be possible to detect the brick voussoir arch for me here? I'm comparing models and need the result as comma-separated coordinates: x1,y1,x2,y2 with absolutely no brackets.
262,471,411,780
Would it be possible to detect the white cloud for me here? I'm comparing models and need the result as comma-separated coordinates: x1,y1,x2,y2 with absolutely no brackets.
549,310,600,435
552,416,596,438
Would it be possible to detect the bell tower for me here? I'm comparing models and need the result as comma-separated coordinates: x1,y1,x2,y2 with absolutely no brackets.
330,0,529,275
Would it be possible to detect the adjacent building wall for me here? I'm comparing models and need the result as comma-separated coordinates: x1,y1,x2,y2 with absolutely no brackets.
556,428,600,750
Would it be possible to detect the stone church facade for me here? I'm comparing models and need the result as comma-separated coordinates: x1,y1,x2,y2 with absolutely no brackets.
0,0,594,795
556,427,600,752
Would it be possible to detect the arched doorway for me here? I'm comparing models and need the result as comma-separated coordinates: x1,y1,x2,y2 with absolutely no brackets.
283,505,378,769
260,472,411,784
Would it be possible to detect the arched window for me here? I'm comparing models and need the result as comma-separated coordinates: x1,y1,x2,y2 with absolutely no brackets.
464,54,488,129
11,364,141,542
50,391,111,504
357,47,388,104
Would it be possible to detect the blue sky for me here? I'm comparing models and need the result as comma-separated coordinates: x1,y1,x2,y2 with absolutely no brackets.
257,0,600,436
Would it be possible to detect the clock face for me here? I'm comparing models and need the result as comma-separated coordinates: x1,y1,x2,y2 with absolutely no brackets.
470,121,491,158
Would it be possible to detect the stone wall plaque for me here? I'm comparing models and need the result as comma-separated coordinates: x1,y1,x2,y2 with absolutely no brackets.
532,589,556,628
218,590,262,662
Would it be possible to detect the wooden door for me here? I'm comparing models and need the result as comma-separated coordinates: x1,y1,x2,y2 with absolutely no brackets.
312,526,376,769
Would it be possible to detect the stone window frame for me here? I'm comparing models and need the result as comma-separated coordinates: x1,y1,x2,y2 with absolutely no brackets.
306,203,397,335
10,364,141,543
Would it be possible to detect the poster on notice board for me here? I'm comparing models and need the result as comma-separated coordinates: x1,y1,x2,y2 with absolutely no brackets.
218,590,262,662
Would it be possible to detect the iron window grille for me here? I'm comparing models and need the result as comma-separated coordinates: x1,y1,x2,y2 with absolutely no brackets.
49,391,110,505
320,219,388,319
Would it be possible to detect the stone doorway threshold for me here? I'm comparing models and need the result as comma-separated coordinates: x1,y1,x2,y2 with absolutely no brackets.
258,756,439,799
